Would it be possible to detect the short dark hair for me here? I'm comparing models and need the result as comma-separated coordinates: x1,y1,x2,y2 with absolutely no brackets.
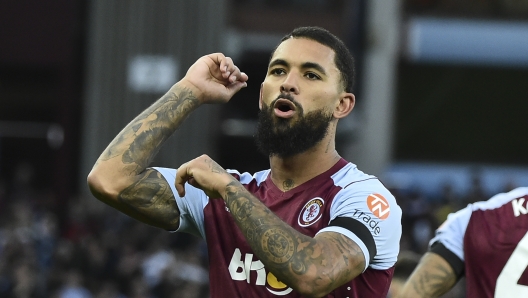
272,26,356,93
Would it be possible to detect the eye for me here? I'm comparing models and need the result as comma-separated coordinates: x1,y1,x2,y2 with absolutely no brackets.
305,72,321,80
270,68,286,76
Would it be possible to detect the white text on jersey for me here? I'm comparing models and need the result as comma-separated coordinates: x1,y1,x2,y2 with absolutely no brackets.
512,198,528,217
352,209,381,235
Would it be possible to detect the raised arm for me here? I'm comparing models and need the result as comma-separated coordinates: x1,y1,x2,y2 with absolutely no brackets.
87,53,248,230
174,155,366,298
397,252,458,298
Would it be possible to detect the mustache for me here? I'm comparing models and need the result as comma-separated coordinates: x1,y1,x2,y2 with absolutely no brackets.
275,93,294,102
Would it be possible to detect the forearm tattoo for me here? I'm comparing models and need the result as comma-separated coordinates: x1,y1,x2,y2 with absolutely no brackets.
100,86,199,174
410,258,457,297
224,181,363,292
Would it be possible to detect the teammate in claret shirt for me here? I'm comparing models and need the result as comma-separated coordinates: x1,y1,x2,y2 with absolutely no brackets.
88,26,402,297
398,187,528,298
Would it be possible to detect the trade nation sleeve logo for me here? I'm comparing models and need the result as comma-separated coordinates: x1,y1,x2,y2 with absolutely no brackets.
366,193,390,220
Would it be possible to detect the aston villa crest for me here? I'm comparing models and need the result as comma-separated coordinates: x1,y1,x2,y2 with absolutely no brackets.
298,198,324,227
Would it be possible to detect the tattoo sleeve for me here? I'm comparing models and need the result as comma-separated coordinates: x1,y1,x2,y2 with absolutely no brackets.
100,86,200,173
402,252,458,298
92,85,200,230
117,169,180,229
222,181,365,295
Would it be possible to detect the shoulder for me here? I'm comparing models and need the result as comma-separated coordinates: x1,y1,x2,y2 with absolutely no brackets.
324,163,402,268
471,187,528,212
331,162,379,187
332,162,393,197
431,187,528,260
445,186,528,223
331,162,398,213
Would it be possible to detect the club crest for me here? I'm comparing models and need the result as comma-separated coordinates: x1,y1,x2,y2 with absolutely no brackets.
298,198,324,227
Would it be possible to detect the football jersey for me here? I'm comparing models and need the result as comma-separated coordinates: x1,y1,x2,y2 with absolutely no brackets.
429,187,528,297
154,158,402,297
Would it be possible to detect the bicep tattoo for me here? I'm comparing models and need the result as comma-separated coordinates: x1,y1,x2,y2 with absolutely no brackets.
118,169,180,230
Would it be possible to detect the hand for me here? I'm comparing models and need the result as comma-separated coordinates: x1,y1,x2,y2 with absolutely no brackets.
175,154,236,198
179,53,249,104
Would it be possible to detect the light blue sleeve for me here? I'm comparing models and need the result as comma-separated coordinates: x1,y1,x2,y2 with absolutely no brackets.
152,167,209,239
430,187,528,261
317,179,402,271
429,205,472,262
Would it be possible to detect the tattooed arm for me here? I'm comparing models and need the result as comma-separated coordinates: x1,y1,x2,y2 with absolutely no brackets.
175,155,366,298
397,252,458,298
87,53,248,230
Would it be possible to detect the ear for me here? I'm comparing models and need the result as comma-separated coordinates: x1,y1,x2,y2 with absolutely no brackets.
333,92,355,119
259,83,264,110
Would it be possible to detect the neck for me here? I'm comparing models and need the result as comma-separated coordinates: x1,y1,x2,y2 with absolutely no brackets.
269,134,341,192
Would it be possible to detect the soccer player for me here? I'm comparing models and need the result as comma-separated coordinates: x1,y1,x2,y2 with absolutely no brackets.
398,187,528,297
87,26,402,297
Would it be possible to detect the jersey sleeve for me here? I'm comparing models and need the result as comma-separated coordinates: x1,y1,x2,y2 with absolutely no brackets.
317,178,402,271
429,204,473,262
152,167,208,239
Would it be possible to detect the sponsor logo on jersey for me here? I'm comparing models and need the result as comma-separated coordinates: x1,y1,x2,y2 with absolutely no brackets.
266,272,293,295
228,248,293,295
366,193,390,220
512,198,528,217
298,198,324,227
352,209,381,235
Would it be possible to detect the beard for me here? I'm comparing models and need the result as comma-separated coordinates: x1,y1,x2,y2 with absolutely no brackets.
254,100,333,158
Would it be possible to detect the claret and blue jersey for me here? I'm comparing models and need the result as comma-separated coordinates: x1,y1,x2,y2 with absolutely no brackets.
430,187,528,297
155,158,402,297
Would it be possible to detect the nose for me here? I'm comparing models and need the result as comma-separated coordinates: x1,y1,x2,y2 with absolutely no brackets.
280,74,299,94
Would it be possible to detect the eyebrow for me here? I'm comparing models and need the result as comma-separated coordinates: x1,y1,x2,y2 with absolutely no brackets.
268,59,327,76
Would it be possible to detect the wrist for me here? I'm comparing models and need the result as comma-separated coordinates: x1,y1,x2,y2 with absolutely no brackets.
173,79,205,104
220,176,244,202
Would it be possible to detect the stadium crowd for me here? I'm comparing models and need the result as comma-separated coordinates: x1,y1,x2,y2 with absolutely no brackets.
0,162,518,298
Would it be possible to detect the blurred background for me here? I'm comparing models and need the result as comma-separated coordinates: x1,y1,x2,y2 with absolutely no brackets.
1,0,528,297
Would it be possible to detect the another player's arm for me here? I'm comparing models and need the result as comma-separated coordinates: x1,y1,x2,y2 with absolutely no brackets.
175,157,365,298
87,84,200,230
397,252,458,298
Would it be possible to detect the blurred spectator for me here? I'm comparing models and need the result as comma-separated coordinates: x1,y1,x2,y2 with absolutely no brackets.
402,187,435,253
464,169,486,204
93,281,126,298
54,269,92,298
12,261,38,298
501,178,517,193
434,182,461,225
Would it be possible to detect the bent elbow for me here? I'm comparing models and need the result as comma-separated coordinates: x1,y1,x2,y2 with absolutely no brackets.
87,169,105,199
87,167,120,204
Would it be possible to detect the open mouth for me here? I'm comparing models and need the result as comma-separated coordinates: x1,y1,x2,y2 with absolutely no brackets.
273,99,296,118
